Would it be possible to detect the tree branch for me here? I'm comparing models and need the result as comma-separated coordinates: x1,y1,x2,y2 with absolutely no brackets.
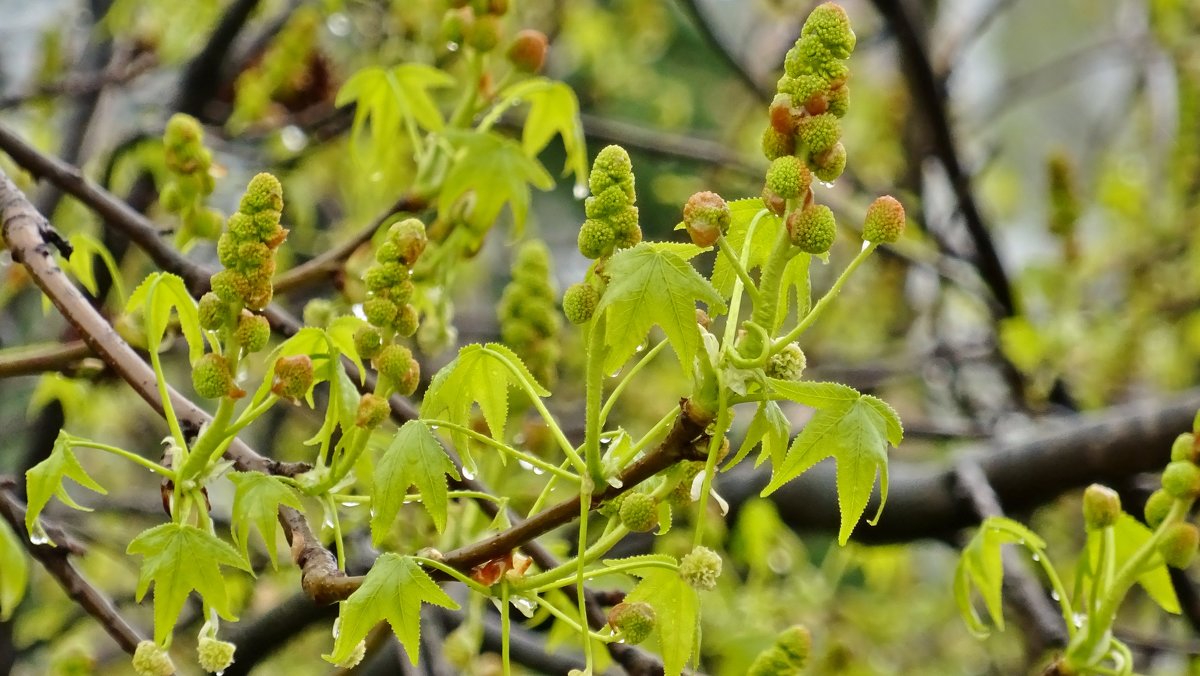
0,340,94,378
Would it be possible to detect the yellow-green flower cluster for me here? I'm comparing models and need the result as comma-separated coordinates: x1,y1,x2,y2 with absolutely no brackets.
228,9,319,131
441,0,510,54
208,173,287,314
577,145,641,259
498,240,561,388
762,3,855,184
361,218,426,338
160,113,223,243
747,626,811,676
607,602,656,645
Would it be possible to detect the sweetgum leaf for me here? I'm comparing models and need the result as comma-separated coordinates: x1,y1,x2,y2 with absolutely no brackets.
597,242,726,376
0,517,28,621
954,516,1047,637
422,343,549,444
624,567,699,676
25,432,107,535
127,523,251,644
762,381,902,544
1079,514,1180,614
727,400,789,469
439,130,554,234
126,272,205,363
324,554,459,666
514,78,587,184
228,471,303,569
371,421,460,543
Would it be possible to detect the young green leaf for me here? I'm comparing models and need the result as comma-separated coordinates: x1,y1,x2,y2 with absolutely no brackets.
337,64,453,140
327,315,370,382
228,471,303,569
25,433,107,535
438,130,554,234
324,554,459,666
514,79,587,184
727,400,790,469
371,421,460,543
953,517,1048,637
126,272,205,364
1079,514,1181,614
711,199,782,298
0,517,29,621
65,233,127,306
624,567,700,676
760,386,902,544
597,242,727,375
422,343,549,444
126,523,251,644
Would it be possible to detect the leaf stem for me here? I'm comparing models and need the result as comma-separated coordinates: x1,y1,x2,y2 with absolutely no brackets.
414,556,494,596
483,346,585,472
715,232,759,303
424,418,579,482
66,437,174,478
600,338,668,425
583,316,608,486
773,242,878,350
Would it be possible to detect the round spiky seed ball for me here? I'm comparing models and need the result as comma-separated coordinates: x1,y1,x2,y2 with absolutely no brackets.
765,156,812,200
302,298,334,328
813,142,847,183
197,637,236,674
388,218,428,264
132,640,175,676
353,325,384,360
563,283,599,325
862,195,906,244
767,343,807,381
1082,484,1120,530
363,297,399,329
776,625,812,666
193,353,234,399
1145,489,1174,528
747,647,794,676
618,493,659,532
797,113,840,156
802,2,856,59
679,546,722,591
508,29,548,73
608,602,656,645
1163,461,1200,499
239,173,283,213
683,191,731,248
356,393,391,428
761,127,795,161
395,303,420,337
374,344,415,384
787,204,837,254
198,292,230,330
577,218,614,259
1160,522,1200,569
235,312,270,353
272,354,314,400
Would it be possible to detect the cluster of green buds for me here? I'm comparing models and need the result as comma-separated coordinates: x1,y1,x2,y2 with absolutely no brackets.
747,626,812,676
679,545,723,591
193,173,287,400
441,0,544,64
763,2,854,183
228,8,320,131
563,145,641,325
351,218,428,411
1141,431,1200,568
498,240,561,388
159,113,223,244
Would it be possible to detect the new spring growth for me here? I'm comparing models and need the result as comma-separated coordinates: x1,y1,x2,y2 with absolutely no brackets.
763,2,855,183
374,344,421,397
679,546,723,591
363,218,427,337
862,195,906,244
441,0,508,52
607,602,656,645
507,29,548,73
748,625,812,676
132,640,174,676
210,172,287,312
160,113,223,243
271,354,314,401
1145,489,1173,528
787,204,837,254
197,637,236,674
683,191,731,248
578,145,641,259
498,240,561,388
1081,484,1120,530
562,282,599,325
1160,523,1200,568
618,492,659,532
767,343,807,381
193,353,239,400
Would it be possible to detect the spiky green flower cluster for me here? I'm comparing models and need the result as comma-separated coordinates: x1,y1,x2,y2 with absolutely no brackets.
228,9,319,131
498,241,561,388
562,282,599,325
160,113,223,244
209,173,287,314
618,492,659,532
197,637,236,674
373,344,420,397
577,145,641,259
787,204,837,254
607,602,656,645
861,195,906,244
762,3,855,185
748,626,812,676
132,641,174,676
361,218,426,338
679,546,722,591
682,191,731,247
767,343,807,381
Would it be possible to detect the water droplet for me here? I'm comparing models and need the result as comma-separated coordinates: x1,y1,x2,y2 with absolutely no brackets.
1050,591,1060,601
634,344,644,353
607,476,623,489
511,596,537,618
351,303,366,320
332,618,341,639
609,369,622,378
429,424,439,431
326,13,351,37
531,466,545,476
369,171,384,183
29,525,49,546
340,501,360,508
462,467,476,480
445,41,460,52
1072,614,1085,628
573,183,589,200
1031,554,1040,562
816,180,835,189
518,459,534,471
323,515,335,529
281,125,308,152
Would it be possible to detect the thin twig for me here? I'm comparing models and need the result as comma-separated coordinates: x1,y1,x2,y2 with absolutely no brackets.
0,340,94,378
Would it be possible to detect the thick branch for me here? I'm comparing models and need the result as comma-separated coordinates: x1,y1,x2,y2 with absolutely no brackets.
722,389,1200,543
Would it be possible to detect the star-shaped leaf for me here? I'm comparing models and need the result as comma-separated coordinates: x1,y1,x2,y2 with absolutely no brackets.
324,554,459,666
597,242,727,375
512,78,587,185
953,516,1047,637
126,523,251,644
762,381,902,544
25,432,107,535
623,566,699,676
726,400,790,469
371,421,460,543
228,471,303,569
126,272,205,363
422,343,548,444
0,518,29,621
438,130,554,234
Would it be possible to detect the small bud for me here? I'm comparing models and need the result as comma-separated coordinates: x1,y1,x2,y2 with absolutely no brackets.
387,218,428,265
696,308,712,330
1082,484,1120,530
560,283,597,325
132,640,175,676
589,145,634,194
374,344,415,384
507,29,548,73
585,185,630,219
1171,432,1197,463
765,156,812,200
768,93,795,135
302,298,334,328
577,218,615,259
356,393,391,428
396,356,421,396
767,343,807,381
164,113,202,147
1162,460,1200,499
272,354,314,400
786,204,837,254
1145,489,1174,529
747,647,794,676
197,637,236,674
812,141,847,183
235,312,271,353
193,207,224,240
238,173,284,213
862,195,906,244
797,113,840,157
354,325,384,360
198,292,231,330
193,353,235,399
395,303,420,337
802,2,856,59
682,191,731,248
761,127,795,161
160,183,183,212
363,297,399,328
761,186,786,216
608,602,656,644
618,492,659,532
680,546,722,591
211,269,249,304
468,13,501,51
1160,523,1200,568
776,625,812,666
441,7,474,44
364,262,408,292
827,83,850,117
